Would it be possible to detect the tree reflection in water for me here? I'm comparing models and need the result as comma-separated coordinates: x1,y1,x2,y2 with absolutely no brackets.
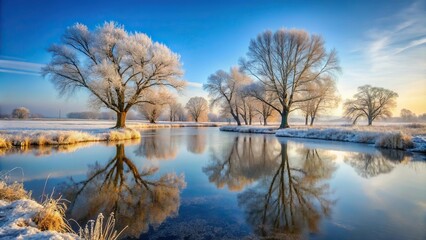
203,135,281,191
63,144,186,238
204,136,337,238
344,149,412,178
186,131,207,154
134,131,182,160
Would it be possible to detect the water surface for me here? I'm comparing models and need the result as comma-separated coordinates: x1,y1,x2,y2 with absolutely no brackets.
1,128,425,239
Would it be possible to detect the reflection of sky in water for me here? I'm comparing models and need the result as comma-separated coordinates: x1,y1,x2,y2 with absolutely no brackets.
0,128,425,239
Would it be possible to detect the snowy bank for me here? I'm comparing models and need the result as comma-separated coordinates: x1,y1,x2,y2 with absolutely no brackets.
276,128,415,150
0,119,221,131
0,199,78,239
219,125,277,134
219,125,426,152
0,128,140,149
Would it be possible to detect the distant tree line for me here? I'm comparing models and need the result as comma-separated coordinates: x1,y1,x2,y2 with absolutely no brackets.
0,107,44,119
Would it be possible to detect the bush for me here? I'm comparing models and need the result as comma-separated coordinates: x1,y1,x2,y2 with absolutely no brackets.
375,132,414,150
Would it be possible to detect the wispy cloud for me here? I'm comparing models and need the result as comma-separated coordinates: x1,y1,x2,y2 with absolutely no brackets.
0,59,44,75
341,0,426,114
364,0,426,72
186,81,203,88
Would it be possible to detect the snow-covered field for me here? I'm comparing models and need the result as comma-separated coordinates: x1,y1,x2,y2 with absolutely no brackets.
220,123,426,152
0,120,222,148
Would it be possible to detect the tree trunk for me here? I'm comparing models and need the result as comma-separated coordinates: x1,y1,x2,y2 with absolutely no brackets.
232,113,241,126
305,114,308,125
230,107,241,126
310,116,315,126
279,110,290,129
150,118,156,124
263,116,268,126
115,111,127,128
195,117,198,122
368,117,373,126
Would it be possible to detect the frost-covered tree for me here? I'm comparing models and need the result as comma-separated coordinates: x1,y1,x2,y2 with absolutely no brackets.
185,96,209,122
344,85,398,125
43,22,184,128
203,67,251,125
244,82,280,126
400,108,416,122
240,29,340,128
138,89,173,123
297,76,340,125
238,88,257,125
168,102,185,121
11,107,30,119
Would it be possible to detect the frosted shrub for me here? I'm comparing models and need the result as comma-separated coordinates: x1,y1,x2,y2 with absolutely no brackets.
375,132,413,150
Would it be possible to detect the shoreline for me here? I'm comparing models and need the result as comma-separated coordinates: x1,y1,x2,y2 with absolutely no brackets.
219,125,426,153
0,122,222,149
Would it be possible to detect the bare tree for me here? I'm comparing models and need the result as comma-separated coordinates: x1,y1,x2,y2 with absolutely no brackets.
12,107,30,119
168,102,185,121
185,96,209,122
297,76,340,125
43,22,185,128
400,108,417,122
238,91,257,125
203,67,250,125
245,83,280,126
240,29,340,128
138,89,173,123
344,85,398,125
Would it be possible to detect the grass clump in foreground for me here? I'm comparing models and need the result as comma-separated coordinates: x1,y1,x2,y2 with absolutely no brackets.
0,177,126,239
33,194,71,233
78,212,127,240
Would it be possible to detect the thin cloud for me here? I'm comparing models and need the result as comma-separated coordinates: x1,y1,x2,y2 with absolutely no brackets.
341,0,426,115
364,0,426,71
186,81,203,88
0,59,44,75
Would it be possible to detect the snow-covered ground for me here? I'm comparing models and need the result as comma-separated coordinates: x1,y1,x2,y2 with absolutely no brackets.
0,199,78,239
220,124,426,153
0,120,222,148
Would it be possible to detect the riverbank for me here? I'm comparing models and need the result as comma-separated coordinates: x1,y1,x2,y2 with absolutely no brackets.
0,120,223,149
220,124,426,153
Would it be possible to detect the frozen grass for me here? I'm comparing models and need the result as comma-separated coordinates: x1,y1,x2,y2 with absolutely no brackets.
33,195,71,233
375,132,414,150
0,128,141,149
78,213,126,240
0,181,31,202
0,178,125,239
0,119,222,149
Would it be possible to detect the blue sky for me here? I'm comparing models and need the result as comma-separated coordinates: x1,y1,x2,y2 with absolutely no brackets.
0,0,425,117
